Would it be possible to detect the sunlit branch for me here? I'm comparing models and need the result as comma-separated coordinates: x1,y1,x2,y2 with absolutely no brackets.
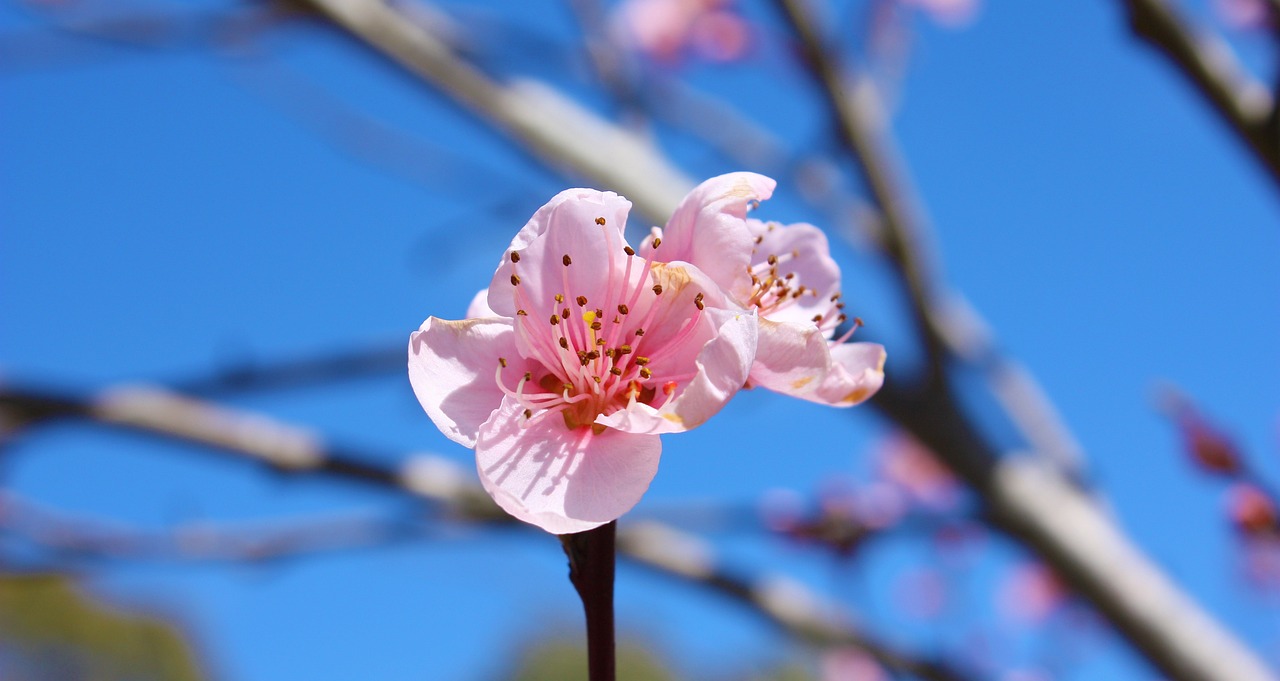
1119,0,1280,190
0,383,972,681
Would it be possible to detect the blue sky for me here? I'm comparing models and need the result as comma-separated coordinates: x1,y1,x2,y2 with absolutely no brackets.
2,0,1279,679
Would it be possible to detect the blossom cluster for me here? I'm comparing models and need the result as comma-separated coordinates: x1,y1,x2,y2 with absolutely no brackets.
408,173,885,534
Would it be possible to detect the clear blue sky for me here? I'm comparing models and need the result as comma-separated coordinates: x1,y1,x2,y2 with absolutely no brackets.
2,0,1278,679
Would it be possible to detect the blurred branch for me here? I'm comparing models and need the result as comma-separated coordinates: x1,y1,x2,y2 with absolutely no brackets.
0,383,971,681
772,0,945,386
276,2,1280,678
0,491,423,564
1119,0,1280,190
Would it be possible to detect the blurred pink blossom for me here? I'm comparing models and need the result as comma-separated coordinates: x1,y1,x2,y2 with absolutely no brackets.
876,431,960,511
898,0,979,28
998,562,1067,623
616,0,752,64
822,647,888,681
1215,0,1270,29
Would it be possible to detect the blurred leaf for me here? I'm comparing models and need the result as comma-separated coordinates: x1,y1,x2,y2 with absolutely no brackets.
0,572,206,681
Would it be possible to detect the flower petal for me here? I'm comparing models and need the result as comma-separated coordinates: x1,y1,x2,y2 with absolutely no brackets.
746,219,842,326
649,172,775,297
748,317,832,396
597,303,757,434
466,288,495,318
805,342,886,407
488,189,633,318
476,398,661,534
408,316,526,447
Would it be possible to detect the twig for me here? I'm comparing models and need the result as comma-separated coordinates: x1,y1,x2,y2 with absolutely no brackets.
1119,0,1280,190
0,383,971,681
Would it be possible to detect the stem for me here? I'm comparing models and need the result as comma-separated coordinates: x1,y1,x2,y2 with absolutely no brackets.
560,521,617,681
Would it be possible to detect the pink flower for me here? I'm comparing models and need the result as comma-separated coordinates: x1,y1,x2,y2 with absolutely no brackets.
899,0,980,27
409,188,757,534
647,172,886,407
616,0,751,65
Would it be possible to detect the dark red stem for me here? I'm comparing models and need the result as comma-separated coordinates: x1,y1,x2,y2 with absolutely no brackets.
560,520,617,681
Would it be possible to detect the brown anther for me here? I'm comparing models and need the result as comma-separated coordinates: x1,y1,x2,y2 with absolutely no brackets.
785,272,795,280
498,357,508,368
612,316,621,324
555,293,564,303
634,356,649,365
838,314,848,323
853,317,864,327
596,337,606,346
791,250,799,258
595,308,604,319
563,254,572,266
618,304,629,315
651,237,662,248
635,328,645,336
586,350,600,360
593,376,602,384
624,246,635,256
576,295,588,306
652,284,663,295
604,348,616,358
523,371,532,381
639,367,652,379
610,367,623,376
754,235,764,244
595,216,606,225
563,307,571,318
591,321,603,331
550,314,560,325
517,309,528,316
767,254,778,265
510,252,520,263
836,302,845,310
830,294,841,302
510,274,521,286
559,337,569,349
618,344,632,355
812,314,825,323
523,409,532,419
694,293,705,310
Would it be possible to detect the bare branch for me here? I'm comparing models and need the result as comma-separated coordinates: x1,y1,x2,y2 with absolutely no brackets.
0,383,971,681
1119,0,1280,190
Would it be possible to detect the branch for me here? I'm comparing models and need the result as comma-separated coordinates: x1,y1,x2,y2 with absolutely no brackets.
178,1,1277,678
0,383,968,681
1119,0,1280,189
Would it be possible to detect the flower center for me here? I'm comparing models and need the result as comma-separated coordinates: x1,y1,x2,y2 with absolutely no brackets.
744,226,847,337
495,223,703,432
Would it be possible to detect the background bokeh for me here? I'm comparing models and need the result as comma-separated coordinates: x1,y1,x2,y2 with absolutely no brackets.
2,0,1278,679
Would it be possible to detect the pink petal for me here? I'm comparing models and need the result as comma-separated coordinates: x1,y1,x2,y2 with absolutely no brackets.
408,316,530,447
488,189,633,318
475,398,661,534
748,317,832,397
806,342,886,407
650,172,776,298
597,303,757,435
746,219,842,326
466,288,495,318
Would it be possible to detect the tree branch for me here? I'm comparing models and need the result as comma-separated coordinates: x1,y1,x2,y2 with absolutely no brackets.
0,383,969,681
1119,0,1280,190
